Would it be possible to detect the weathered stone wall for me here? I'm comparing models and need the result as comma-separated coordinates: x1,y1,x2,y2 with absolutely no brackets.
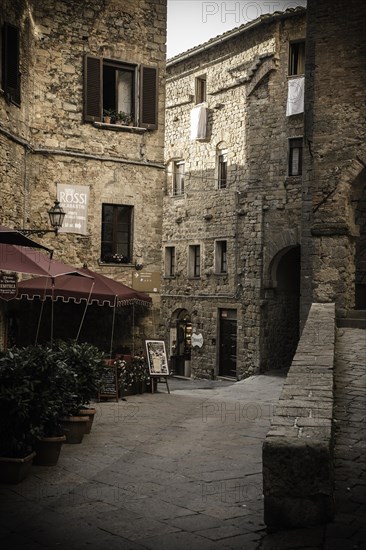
163,9,306,378
0,0,167,349
263,302,335,529
301,0,366,320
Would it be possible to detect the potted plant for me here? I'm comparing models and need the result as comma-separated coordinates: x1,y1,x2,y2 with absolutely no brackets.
116,111,133,126
115,353,149,395
103,108,116,124
54,341,105,436
0,347,40,482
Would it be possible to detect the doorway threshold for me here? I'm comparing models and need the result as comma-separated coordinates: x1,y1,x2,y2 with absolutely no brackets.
217,375,237,381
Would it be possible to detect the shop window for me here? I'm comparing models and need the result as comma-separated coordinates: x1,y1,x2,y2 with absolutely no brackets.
84,55,158,129
218,149,228,189
215,240,227,274
289,41,305,76
195,75,206,104
1,22,20,105
288,137,303,176
165,246,176,277
101,204,133,263
173,160,185,196
189,245,201,278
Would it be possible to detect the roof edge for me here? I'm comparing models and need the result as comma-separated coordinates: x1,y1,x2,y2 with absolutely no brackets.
167,6,306,67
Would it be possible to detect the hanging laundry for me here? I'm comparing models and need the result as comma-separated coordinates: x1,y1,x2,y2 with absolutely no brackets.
286,76,305,116
190,104,207,139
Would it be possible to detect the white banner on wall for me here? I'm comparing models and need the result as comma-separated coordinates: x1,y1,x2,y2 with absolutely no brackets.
57,184,90,235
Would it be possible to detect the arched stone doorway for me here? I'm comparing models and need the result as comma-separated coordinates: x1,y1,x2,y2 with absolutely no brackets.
261,245,301,372
168,309,192,377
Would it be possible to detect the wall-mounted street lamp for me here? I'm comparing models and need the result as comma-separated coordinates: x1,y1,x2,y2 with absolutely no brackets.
20,199,66,237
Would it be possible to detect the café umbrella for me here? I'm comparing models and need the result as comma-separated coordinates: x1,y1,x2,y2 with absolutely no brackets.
0,224,51,251
16,268,152,354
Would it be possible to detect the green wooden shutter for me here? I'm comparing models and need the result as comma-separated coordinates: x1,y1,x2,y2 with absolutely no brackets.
84,55,102,122
3,23,21,106
139,65,158,130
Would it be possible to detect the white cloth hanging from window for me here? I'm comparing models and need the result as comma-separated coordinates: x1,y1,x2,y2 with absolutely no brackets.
190,104,207,140
286,76,305,116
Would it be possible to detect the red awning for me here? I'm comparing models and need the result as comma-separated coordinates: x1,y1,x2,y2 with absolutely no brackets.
0,244,89,278
0,225,51,252
16,267,152,307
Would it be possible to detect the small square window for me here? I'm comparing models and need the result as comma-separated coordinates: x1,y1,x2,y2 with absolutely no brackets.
189,245,201,278
215,241,227,274
289,41,305,76
173,161,185,196
288,138,303,176
165,246,176,277
195,75,206,104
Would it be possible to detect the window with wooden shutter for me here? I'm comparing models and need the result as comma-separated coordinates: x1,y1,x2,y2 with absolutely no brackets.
139,65,158,129
2,22,21,105
84,55,102,122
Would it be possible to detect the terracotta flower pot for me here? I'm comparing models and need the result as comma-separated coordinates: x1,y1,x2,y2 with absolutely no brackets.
33,435,66,466
77,408,97,434
61,416,89,444
0,452,36,484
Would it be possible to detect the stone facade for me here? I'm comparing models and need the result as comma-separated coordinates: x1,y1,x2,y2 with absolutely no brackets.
0,0,167,351
301,0,366,320
162,9,306,379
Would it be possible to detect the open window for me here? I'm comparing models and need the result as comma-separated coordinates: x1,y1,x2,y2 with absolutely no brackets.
217,146,228,189
165,246,176,277
84,55,158,129
195,75,206,104
101,204,133,264
288,137,303,176
189,245,201,278
1,22,21,105
215,240,227,274
289,41,305,76
173,160,185,196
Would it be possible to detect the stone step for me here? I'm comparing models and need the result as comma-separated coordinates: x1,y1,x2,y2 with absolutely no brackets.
337,310,366,329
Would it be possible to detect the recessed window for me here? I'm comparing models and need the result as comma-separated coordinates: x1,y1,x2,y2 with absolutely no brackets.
195,75,206,104
215,241,227,274
101,204,133,263
189,245,201,278
1,22,20,105
289,41,305,76
84,55,158,129
173,161,185,196
165,246,176,277
288,138,303,176
218,149,228,189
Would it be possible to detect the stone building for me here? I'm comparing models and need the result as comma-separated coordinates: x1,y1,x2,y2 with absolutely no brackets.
301,0,366,321
0,0,167,351
162,8,306,379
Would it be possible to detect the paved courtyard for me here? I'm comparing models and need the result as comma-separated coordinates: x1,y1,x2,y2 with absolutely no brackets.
0,373,284,549
0,328,365,550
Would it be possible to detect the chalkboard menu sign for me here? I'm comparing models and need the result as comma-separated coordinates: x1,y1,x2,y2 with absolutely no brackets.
99,365,118,402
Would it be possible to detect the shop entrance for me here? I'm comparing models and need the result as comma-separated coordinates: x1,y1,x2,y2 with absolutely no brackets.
218,309,237,378
354,176,366,309
169,309,192,377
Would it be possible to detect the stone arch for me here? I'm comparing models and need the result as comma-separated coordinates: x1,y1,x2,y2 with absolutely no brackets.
261,244,301,372
263,229,300,288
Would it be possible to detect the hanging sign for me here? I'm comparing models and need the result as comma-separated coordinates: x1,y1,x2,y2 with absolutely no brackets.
192,332,204,348
0,272,18,301
57,184,90,235
132,271,160,293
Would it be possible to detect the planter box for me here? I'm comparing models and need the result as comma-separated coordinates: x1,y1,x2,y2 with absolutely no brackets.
34,436,66,466
77,408,97,434
61,416,89,444
0,452,36,484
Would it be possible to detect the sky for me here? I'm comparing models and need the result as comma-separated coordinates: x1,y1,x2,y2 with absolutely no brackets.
167,0,307,58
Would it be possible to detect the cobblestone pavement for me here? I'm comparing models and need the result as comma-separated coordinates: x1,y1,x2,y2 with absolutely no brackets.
0,328,364,550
